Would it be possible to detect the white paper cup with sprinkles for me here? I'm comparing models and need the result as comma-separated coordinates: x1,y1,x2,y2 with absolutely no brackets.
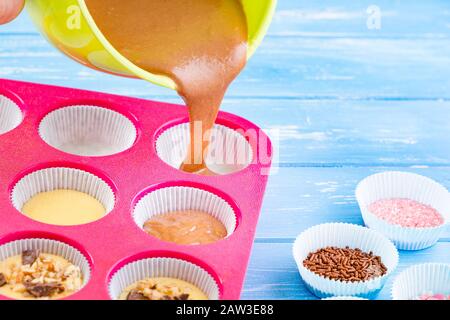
292,223,399,299
392,263,450,300
356,171,450,250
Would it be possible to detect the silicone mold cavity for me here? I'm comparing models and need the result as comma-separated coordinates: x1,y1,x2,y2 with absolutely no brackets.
132,182,239,245
39,105,137,157
155,121,254,175
0,93,23,135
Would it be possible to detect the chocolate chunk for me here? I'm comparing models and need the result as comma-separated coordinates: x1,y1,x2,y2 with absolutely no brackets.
162,295,172,300
22,249,40,266
178,294,190,300
24,281,64,298
0,273,6,287
126,290,148,300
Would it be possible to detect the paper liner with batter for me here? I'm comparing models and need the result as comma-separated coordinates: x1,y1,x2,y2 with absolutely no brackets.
156,122,253,175
108,257,220,300
11,167,115,225
133,185,237,244
0,238,91,299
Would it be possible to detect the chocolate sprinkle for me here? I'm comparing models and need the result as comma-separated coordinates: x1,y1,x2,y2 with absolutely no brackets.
303,246,387,282
127,290,149,300
24,281,64,298
22,249,40,266
0,273,6,287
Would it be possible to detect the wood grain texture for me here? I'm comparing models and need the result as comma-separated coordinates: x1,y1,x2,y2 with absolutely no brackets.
257,167,450,239
3,33,450,100
0,1,449,300
3,1,450,101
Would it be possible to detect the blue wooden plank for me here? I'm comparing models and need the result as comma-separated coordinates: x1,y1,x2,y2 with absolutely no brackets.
1,84,450,166
269,0,450,38
3,33,450,103
3,8,450,100
256,167,450,239
0,10,34,33
3,34,450,100
223,99,450,166
242,242,450,300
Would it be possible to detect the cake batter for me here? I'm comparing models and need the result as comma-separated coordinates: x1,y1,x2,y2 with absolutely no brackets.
22,189,106,226
143,210,228,245
0,251,83,300
120,277,208,300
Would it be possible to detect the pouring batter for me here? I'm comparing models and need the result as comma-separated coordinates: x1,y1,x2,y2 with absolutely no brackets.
84,0,248,175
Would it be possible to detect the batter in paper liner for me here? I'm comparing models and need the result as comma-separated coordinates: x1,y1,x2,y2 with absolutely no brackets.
22,189,106,226
143,210,228,245
120,277,208,300
0,250,83,300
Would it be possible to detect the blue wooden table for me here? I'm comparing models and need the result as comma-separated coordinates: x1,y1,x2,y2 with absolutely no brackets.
1,0,449,300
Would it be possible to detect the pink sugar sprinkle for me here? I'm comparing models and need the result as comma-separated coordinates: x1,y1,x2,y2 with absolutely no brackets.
368,198,444,228
417,293,450,300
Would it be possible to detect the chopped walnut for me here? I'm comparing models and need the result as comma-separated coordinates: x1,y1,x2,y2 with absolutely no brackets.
126,279,191,301
0,251,83,299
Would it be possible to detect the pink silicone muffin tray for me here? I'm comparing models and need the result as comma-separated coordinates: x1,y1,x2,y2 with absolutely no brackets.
0,78,272,300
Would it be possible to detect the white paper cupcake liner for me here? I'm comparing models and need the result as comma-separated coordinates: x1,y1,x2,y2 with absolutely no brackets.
156,123,253,175
292,223,399,299
355,171,450,250
0,94,22,135
133,186,237,242
108,257,220,300
39,105,137,157
322,296,368,300
0,238,91,299
392,263,450,300
11,167,115,224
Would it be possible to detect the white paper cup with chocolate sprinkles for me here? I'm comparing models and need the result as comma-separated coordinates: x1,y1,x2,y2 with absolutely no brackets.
0,238,91,300
292,223,399,299
133,186,237,245
39,105,137,157
0,94,22,135
11,167,115,226
392,263,450,300
156,123,253,175
356,171,450,250
108,257,220,300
